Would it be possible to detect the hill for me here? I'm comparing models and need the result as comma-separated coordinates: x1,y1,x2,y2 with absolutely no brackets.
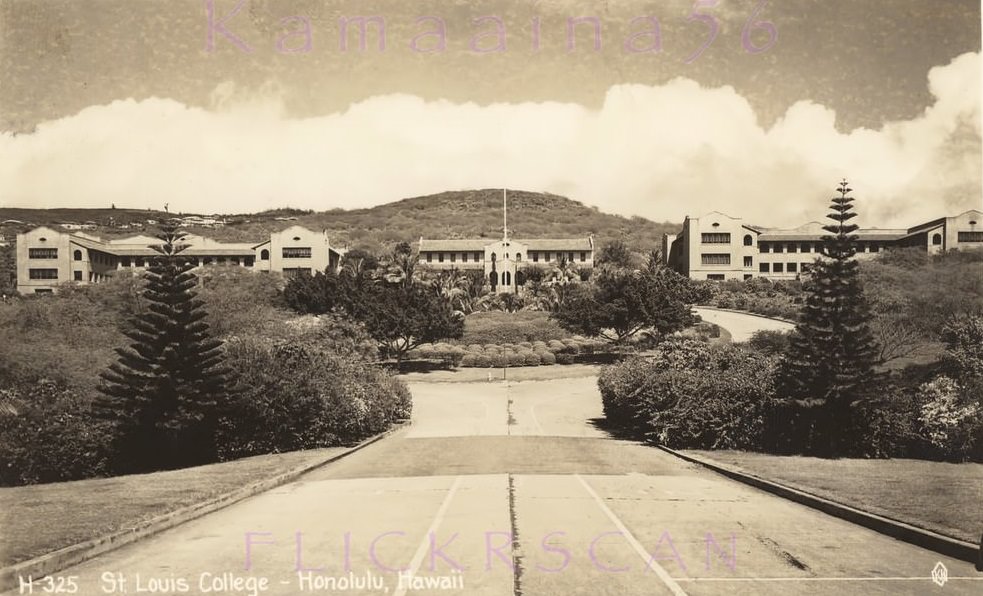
0,190,678,253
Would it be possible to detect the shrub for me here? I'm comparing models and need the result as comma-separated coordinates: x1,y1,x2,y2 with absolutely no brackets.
475,354,494,368
556,354,575,365
460,354,479,368
463,311,572,344
539,352,557,365
508,353,527,367
747,330,792,356
491,354,511,368
523,352,541,366
598,344,778,449
917,376,979,460
0,382,114,486
216,324,411,460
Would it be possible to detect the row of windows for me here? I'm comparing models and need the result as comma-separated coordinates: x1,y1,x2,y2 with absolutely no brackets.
759,262,812,274
958,231,983,242
701,253,730,265
28,268,58,280
424,251,589,264
28,248,58,259
701,233,731,244
282,247,312,259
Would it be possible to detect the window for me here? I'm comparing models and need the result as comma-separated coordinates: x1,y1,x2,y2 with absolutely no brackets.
744,274,753,280
504,271,511,286
450,253,456,263
73,271,83,281
73,250,83,261
244,256,254,267
958,232,983,243
760,243,770,253
707,274,725,280
580,252,586,262
135,257,144,267
701,253,731,265
516,253,522,262
743,256,753,267
474,252,481,262
743,235,753,246
800,243,810,253
29,248,58,259
29,268,58,280
870,244,880,253
759,263,769,273
462,252,468,263
260,249,270,260
283,268,312,276
532,252,539,263
702,233,731,244
787,263,798,273
773,263,784,273
438,253,444,263
787,243,797,253
34,289,53,294
546,252,552,262
121,257,131,267
283,247,312,259
203,257,213,265
932,233,942,246
568,252,575,261
773,244,784,253
426,253,432,263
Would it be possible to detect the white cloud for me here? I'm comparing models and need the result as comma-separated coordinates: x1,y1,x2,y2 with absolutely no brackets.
1,52,979,228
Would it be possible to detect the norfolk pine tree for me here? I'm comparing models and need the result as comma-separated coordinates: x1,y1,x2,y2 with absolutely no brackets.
98,221,235,472
778,180,881,456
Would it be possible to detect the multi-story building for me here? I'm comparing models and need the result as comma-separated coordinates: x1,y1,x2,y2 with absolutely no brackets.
15,225,342,294
418,189,595,294
664,209,983,281
418,236,594,294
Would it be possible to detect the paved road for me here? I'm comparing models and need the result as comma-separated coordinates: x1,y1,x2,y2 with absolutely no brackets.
11,376,981,595
692,307,795,343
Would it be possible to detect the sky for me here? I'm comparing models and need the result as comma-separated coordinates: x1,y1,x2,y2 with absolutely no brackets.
0,0,981,227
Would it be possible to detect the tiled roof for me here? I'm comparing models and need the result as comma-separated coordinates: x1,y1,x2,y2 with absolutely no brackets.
758,231,907,242
419,239,492,251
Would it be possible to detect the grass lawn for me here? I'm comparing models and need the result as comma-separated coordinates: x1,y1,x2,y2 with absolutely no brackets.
0,447,347,567
686,450,983,544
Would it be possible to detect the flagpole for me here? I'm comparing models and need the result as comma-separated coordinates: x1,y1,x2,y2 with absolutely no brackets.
503,188,508,242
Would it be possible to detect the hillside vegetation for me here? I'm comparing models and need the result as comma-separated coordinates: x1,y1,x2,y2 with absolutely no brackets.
1,190,677,253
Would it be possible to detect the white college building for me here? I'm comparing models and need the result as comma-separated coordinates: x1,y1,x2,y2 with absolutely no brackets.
15,225,343,294
664,209,983,281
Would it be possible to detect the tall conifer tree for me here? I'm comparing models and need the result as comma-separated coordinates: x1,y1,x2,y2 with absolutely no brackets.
779,180,880,455
98,221,234,471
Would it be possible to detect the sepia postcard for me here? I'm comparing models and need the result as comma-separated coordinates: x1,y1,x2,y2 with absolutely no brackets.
1,1,982,595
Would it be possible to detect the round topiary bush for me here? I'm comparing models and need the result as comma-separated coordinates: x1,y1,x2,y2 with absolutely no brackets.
508,353,527,367
460,354,479,367
523,352,541,366
491,354,511,368
518,342,533,350
416,345,436,358
475,354,494,368
539,352,557,365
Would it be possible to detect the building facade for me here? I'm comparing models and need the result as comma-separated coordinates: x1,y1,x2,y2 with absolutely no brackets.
418,236,594,294
664,209,983,281
15,225,342,294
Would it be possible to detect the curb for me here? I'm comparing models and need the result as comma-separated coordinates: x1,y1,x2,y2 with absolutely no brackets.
693,305,799,326
659,446,981,565
0,422,409,592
